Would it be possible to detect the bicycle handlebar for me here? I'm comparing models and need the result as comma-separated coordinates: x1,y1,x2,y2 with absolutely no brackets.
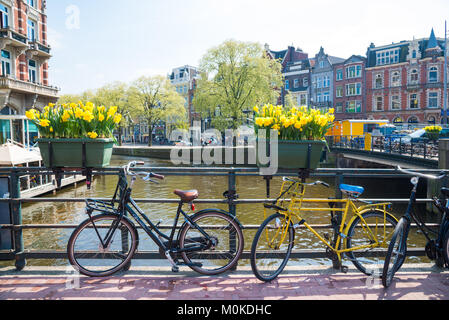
397,166,446,180
282,177,329,188
123,161,165,181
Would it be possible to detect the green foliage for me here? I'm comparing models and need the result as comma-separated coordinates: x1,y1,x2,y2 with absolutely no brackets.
193,40,284,131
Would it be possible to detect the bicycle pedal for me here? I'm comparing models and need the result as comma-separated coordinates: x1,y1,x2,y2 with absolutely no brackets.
341,265,349,274
172,265,180,273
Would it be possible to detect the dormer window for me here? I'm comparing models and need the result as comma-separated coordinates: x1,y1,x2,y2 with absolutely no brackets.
412,50,417,59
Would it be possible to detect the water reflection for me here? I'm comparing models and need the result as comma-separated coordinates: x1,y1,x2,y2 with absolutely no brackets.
2,155,436,269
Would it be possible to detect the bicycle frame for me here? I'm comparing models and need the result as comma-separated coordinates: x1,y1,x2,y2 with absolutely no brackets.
88,173,212,258
265,179,394,262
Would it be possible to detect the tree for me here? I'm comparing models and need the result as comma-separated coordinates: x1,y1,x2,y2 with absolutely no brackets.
130,75,186,146
193,40,284,131
90,82,133,146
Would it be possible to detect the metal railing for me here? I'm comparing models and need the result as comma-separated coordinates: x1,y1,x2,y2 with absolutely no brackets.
0,166,446,270
327,135,439,166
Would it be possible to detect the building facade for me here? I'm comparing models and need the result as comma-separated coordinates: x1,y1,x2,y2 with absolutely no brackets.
0,0,58,146
333,55,367,120
169,65,200,126
366,29,447,124
265,45,310,106
311,47,345,113
0,0,58,115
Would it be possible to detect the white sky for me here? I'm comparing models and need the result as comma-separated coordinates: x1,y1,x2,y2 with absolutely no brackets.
47,0,449,94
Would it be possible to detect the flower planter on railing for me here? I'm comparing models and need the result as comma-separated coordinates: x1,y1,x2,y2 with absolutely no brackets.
254,105,334,170
37,138,114,168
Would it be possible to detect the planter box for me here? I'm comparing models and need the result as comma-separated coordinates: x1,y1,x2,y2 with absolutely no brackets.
37,138,114,168
257,139,325,169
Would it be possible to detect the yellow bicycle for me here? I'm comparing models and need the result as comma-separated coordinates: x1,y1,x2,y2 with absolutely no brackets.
250,177,398,282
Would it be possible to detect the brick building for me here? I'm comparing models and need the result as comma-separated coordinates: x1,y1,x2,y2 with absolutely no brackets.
265,44,310,106
0,0,58,116
365,29,447,124
333,55,367,120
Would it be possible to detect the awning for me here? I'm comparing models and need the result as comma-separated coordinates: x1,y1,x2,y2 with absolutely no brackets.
0,143,42,166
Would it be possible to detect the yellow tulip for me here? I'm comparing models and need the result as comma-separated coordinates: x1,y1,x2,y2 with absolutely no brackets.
98,113,105,122
87,132,98,139
113,114,122,124
39,119,50,127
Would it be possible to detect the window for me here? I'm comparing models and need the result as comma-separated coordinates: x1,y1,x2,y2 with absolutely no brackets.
336,69,343,81
390,94,401,110
27,19,36,41
391,71,401,87
429,92,439,108
0,4,9,28
27,0,35,8
303,78,308,87
375,74,383,89
376,49,400,65
346,65,362,79
428,116,436,124
294,79,299,88
374,97,383,111
28,59,36,83
336,86,343,98
285,80,289,90
429,67,438,83
316,77,321,89
299,94,307,106
346,101,362,113
412,50,417,59
319,61,324,68
336,102,343,113
323,76,330,88
1,50,10,76
409,69,419,83
346,83,361,96
409,94,419,109
316,93,322,103
408,116,419,124
323,92,330,102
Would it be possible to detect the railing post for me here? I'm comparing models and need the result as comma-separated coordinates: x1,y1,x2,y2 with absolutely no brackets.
10,169,25,271
333,172,344,270
227,171,237,270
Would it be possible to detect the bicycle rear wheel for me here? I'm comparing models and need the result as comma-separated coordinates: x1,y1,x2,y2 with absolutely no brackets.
250,213,294,282
178,211,244,275
382,218,408,288
67,214,138,277
346,210,398,276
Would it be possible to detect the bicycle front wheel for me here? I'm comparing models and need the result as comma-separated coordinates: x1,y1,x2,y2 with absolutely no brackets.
179,211,244,275
346,210,398,276
443,229,449,268
67,214,138,277
250,213,294,282
382,218,408,288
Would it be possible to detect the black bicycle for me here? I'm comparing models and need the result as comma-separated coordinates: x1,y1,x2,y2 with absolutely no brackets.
382,166,449,288
67,161,244,277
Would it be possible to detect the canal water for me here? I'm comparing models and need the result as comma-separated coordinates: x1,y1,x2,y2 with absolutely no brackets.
4,155,440,269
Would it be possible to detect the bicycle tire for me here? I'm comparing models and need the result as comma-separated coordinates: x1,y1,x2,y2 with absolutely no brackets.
346,210,398,276
178,211,244,275
67,214,138,277
382,218,408,288
250,213,294,282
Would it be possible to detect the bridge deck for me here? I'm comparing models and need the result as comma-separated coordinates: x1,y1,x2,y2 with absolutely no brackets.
0,265,448,301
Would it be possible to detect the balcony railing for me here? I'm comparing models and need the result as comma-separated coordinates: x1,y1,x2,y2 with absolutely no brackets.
28,40,51,57
0,75,59,97
0,28,28,47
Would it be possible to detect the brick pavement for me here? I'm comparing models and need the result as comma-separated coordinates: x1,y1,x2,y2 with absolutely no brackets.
0,265,448,300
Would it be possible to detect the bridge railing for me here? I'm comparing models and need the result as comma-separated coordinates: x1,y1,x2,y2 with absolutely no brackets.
0,166,446,271
327,135,439,161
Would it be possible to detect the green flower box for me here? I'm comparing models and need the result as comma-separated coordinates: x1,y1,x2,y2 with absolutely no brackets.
37,138,114,168
257,139,325,169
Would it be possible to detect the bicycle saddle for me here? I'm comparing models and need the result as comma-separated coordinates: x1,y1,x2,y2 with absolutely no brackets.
340,184,364,197
441,188,449,198
174,189,199,203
